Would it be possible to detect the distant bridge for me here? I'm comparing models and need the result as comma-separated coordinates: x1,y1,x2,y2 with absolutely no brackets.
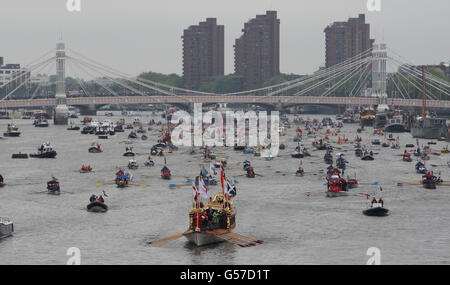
2,96,450,109
2,43,449,115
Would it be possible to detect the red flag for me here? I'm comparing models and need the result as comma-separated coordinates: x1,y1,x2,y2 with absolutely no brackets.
220,166,225,194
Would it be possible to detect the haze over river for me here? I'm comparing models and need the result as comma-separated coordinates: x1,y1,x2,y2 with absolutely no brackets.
1,113,449,264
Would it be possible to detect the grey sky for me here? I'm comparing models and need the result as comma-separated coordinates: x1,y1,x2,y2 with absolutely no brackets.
0,0,449,78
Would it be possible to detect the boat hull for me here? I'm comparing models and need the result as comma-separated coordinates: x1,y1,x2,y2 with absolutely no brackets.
184,232,225,246
87,201,108,212
0,221,14,239
291,153,304,158
30,151,57,158
363,207,389,216
326,191,349,198
3,132,21,137
412,126,447,139
361,155,374,161
423,183,437,190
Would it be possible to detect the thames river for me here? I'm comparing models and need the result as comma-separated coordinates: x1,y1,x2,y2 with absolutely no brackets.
0,113,449,264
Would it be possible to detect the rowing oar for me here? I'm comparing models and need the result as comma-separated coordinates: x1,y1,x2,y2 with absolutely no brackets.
32,190,51,194
226,232,263,244
397,182,421,187
129,183,147,188
358,182,379,186
96,182,116,186
203,230,255,247
148,232,188,246
406,179,450,183
169,183,190,189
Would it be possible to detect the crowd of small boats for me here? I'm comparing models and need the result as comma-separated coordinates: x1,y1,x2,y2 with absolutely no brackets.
1,106,449,247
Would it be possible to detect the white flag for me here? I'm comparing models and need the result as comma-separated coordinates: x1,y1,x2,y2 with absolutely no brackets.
199,177,208,199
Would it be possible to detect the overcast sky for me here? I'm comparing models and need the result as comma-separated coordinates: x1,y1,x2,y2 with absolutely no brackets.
0,0,448,78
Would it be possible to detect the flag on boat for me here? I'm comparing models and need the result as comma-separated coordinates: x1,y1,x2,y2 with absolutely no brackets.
220,166,225,193
226,180,236,197
198,177,208,199
201,166,208,176
192,181,198,198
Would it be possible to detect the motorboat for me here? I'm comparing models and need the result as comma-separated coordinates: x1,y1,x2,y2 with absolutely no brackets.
0,217,14,239
30,143,57,158
3,124,21,137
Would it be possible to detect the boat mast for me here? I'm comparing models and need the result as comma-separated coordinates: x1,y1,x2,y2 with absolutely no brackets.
422,66,426,118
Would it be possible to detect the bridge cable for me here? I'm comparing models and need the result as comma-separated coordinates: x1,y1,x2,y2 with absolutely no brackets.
1,57,56,101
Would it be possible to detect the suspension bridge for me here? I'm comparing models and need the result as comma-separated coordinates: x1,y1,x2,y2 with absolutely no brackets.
1,41,449,124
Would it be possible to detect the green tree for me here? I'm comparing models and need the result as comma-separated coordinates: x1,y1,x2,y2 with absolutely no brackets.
138,71,183,88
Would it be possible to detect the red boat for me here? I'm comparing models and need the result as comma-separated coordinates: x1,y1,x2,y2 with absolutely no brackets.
82,117,92,124
348,178,358,189
326,175,349,197
422,171,441,189
246,167,255,178
80,165,93,173
161,166,171,180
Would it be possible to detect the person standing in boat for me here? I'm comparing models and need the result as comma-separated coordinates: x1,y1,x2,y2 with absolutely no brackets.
89,194,97,203
371,197,377,207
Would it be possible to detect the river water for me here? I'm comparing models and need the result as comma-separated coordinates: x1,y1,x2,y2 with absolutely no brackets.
0,113,449,265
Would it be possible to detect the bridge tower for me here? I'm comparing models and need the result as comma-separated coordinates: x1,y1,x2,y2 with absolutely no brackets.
372,43,389,112
54,38,69,125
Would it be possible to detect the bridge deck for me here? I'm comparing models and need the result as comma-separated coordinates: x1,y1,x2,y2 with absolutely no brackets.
1,96,450,109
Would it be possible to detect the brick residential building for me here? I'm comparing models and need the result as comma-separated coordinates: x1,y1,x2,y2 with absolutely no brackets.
324,14,374,68
234,10,280,90
182,18,224,90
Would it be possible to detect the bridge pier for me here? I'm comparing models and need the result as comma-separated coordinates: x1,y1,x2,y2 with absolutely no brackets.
54,100,69,124
53,40,69,125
